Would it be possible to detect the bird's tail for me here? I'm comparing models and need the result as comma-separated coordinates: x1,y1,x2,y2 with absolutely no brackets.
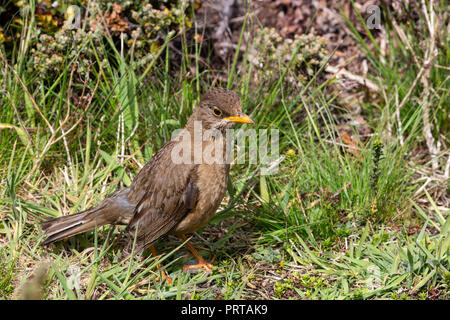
41,207,108,245
40,188,133,245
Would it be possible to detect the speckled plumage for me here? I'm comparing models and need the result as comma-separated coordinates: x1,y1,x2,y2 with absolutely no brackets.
41,88,252,270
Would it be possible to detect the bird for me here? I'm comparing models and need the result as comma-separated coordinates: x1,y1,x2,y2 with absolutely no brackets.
40,87,254,281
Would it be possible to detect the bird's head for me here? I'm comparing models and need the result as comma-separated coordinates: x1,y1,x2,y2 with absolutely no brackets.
190,87,254,131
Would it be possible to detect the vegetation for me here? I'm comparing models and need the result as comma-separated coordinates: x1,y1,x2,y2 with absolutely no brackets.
0,0,448,299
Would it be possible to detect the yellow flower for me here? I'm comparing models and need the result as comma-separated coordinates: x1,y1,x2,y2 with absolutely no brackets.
286,149,296,158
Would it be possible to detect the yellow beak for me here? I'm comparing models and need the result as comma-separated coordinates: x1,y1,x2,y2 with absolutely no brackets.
223,114,255,124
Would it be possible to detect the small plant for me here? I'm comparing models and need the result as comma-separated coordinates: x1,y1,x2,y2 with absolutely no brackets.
352,289,364,300
369,140,384,219
370,140,384,192
30,26,101,78
0,247,14,297
248,27,328,87
273,279,294,298
5,0,194,81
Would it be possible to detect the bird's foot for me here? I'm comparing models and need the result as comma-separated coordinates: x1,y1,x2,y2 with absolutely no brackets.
153,269,172,284
128,269,172,291
182,256,215,273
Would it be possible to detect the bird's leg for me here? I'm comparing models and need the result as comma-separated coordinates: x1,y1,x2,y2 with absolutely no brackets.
177,234,214,272
149,245,172,284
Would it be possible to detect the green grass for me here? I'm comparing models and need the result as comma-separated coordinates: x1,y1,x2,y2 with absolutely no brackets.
0,2,449,299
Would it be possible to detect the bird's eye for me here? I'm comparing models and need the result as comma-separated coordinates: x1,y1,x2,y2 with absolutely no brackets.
211,106,223,117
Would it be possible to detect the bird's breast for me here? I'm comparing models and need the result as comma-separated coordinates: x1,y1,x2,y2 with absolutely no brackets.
170,162,229,235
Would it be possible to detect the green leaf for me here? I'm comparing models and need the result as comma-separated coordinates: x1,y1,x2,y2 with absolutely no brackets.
99,150,132,186
0,123,31,148
160,119,180,127
260,175,270,204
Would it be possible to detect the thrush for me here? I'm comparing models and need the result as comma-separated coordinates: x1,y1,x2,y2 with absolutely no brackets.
40,87,254,279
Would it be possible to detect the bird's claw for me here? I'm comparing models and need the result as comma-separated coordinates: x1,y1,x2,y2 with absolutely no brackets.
153,269,173,284
182,260,214,273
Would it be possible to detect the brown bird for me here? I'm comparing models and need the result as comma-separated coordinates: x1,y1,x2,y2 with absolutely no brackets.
40,87,254,279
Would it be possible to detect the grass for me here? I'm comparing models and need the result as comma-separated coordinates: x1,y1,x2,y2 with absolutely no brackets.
0,1,449,299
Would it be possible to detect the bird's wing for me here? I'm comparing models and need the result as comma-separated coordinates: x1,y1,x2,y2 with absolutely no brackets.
125,139,198,249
